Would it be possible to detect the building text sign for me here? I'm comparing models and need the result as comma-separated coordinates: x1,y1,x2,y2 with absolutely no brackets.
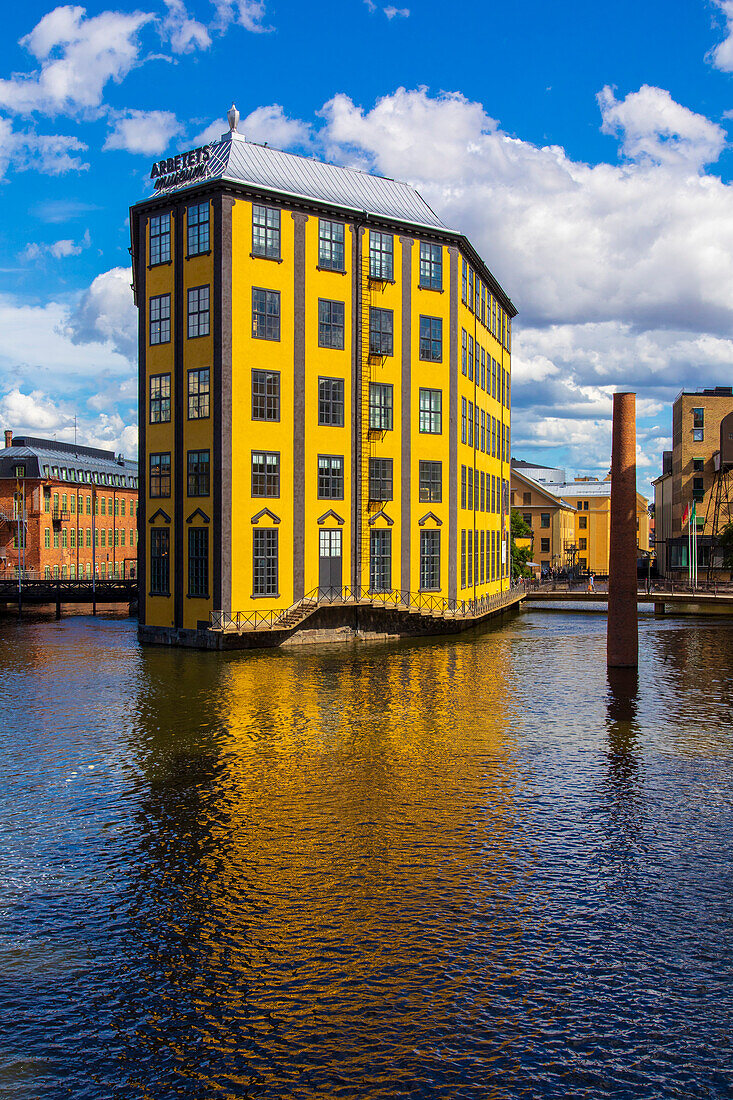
150,146,212,191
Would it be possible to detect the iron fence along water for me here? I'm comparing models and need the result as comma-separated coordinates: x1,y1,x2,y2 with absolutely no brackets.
210,584,523,634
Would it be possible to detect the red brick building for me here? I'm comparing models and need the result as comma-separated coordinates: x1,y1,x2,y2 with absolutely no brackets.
0,431,139,580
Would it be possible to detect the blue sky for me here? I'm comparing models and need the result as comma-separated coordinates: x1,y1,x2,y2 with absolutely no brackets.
2,0,733,492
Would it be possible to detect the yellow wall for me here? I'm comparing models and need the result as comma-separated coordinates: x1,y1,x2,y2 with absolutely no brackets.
140,191,513,630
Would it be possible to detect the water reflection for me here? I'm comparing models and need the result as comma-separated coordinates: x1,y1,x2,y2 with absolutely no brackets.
1,614,733,1098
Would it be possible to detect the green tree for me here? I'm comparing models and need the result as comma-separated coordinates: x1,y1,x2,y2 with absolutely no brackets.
510,509,533,580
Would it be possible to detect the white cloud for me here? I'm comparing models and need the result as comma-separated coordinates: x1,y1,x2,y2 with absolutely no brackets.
104,108,181,155
0,388,67,433
0,387,138,458
195,103,311,149
0,116,88,177
709,0,733,71
0,5,154,116
211,0,270,34
598,84,725,169
162,0,211,52
318,86,733,337
384,6,409,17
66,266,137,360
21,229,91,261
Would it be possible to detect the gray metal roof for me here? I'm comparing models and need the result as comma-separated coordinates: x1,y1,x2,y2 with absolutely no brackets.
153,132,450,231
0,439,138,487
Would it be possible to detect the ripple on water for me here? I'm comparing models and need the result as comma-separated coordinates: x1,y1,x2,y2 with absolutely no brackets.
0,612,732,1098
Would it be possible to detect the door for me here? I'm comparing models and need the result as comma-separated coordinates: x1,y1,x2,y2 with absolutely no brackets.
319,529,342,598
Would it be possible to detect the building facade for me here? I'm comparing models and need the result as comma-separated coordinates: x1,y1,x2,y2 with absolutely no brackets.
546,477,650,575
131,115,516,643
510,468,576,574
0,431,139,580
653,387,733,578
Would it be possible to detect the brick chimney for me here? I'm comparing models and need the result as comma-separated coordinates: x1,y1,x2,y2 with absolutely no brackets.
4,430,12,448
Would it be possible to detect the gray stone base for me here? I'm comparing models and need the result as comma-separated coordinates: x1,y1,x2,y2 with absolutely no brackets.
138,597,523,651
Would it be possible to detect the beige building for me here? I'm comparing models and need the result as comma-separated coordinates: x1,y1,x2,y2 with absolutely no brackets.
653,387,733,578
510,468,576,574
546,476,650,576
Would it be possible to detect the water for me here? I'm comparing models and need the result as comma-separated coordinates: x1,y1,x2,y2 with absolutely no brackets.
1,609,732,1099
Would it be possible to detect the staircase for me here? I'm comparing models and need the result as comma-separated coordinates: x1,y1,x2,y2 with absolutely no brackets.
273,596,318,631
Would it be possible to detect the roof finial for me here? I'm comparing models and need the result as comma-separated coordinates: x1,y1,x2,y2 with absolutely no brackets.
227,103,240,134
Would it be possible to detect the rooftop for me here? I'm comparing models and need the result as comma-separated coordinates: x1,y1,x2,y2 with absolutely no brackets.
0,433,138,487
151,129,448,232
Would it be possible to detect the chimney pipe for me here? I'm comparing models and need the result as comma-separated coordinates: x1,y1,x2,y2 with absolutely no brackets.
4,430,12,449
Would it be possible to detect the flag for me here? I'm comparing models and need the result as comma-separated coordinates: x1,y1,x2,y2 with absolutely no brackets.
682,502,694,527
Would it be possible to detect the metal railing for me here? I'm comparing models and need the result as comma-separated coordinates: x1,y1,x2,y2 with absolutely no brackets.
210,584,523,634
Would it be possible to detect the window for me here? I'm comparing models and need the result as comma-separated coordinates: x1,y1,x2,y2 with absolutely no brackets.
419,388,442,434
369,307,393,356
420,530,440,590
369,230,393,279
252,288,280,340
318,377,344,426
187,450,210,497
252,204,280,259
468,335,473,380
188,368,210,419
468,268,474,310
481,409,486,452
461,398,467,445
540,513,550,528
523,492,531,506
419,242,442,290
319,219,345,270
693,457,704,473
578,538,587,550
541,538,550,553
44,528,50,549
249,525,279,599
419,316,442,361
468,402,473,447
318,299,345,349
149,453,171,497
251,451,280,497
53,529,59,549
149,214,170,266
318,455,344,499
468,468,473,510
369,458,393,501
187,285,210,338
462,258,468,303
693,476,705,502
419,460,442,503
150,528,170,595
187,202,209,255
480,471,485,511
462,329,467,375
578,515,588,529
252,369,280,421
370,529,392,592
522,513,532,527
461,465,467,509
369,382,393,430
692,407,704,442
149,294,171,345
583,501,589,510
461,529,466,588
149,373,171,423
188,527,209,597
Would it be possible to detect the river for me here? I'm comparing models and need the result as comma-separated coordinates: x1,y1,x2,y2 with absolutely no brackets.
1,609,732,1098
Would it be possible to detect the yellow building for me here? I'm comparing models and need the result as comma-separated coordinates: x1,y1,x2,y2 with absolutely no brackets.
547,476,650,575
509,468,576,574
131,109,516,644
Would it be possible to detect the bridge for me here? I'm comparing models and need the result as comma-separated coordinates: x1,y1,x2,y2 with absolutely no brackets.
0,578,137,617
524,585,733,614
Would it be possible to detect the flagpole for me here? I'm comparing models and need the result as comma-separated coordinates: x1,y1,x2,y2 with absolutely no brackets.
687,504,691,586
